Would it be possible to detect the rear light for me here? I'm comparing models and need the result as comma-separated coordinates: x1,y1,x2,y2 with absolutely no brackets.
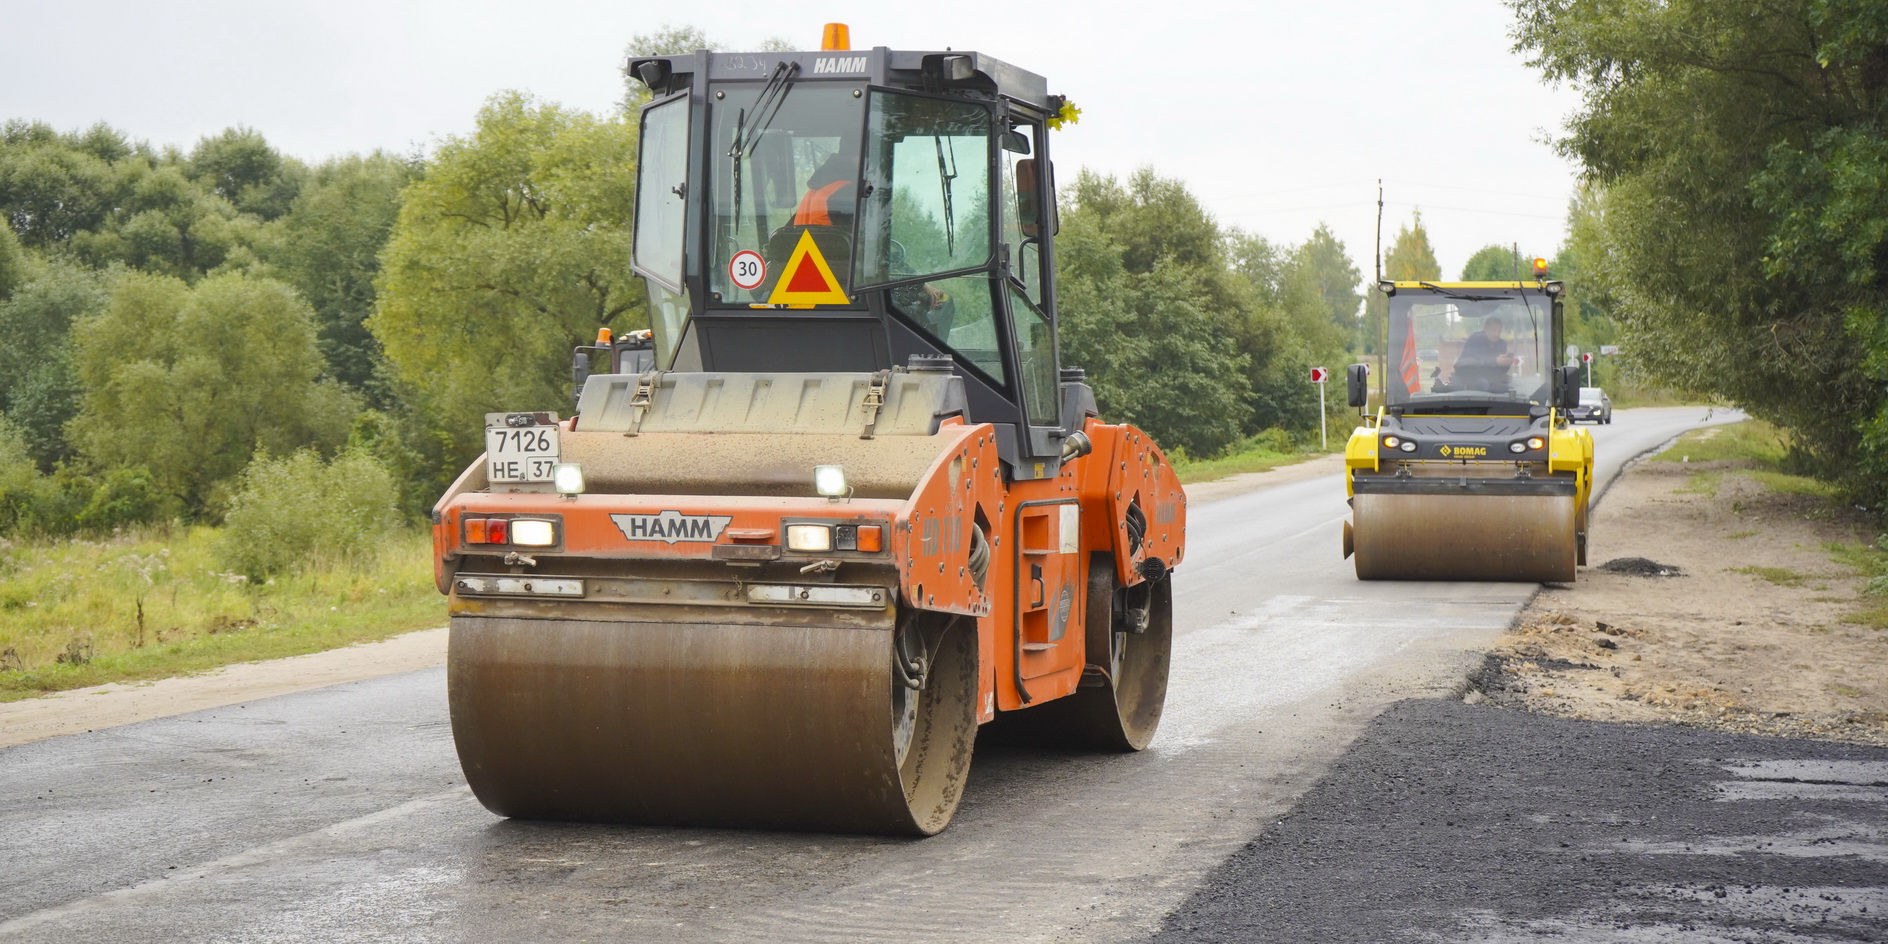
510,519,556,546
784,522,885,553
786,524,832,552
1527,437,1546,450
462,516,558,546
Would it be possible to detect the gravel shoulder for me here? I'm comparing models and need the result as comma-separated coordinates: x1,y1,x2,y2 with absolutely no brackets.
1475,443,1888,747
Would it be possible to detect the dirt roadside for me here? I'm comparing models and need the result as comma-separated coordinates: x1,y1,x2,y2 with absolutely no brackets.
1474,433,1888,746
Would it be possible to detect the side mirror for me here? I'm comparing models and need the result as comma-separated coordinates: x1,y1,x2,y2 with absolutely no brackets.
1552,365,1580,410
1346,363,1371,409
571,349,592,408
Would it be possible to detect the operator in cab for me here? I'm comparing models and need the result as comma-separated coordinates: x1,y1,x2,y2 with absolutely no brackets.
786,151,950,321
1452,314,1518,392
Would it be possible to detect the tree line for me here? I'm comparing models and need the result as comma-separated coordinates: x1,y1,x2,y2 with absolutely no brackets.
19,1,1863,544
1510,0,1888,511
0,73,1392,537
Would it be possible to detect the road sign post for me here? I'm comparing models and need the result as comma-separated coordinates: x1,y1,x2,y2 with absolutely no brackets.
1310,367,1329,450
1582,351,1594,386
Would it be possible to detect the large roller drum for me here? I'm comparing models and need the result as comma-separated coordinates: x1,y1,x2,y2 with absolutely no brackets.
448,611,978,835
1350,490,1577,582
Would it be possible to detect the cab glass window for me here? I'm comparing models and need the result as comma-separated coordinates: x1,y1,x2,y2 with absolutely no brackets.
999,123,1045,308
889,274,1005,385
856,92,994,288
708,83,864,303
1009,288,1059,426
1387,288,1553,413
632,94,689,292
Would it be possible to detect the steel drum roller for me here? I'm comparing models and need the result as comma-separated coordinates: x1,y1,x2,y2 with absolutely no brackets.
448,613,977,835
1350,491,1577,582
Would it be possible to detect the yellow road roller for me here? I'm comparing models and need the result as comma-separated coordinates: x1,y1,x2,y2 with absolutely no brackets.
1341,262,1593,581
431,27,1184,836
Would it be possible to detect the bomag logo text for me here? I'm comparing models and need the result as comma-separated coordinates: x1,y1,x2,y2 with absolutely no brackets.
813,56,868,74
612,511,733,544
1437,444,1488,458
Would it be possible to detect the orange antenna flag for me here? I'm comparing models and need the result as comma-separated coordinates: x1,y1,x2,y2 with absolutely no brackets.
821,23,850,51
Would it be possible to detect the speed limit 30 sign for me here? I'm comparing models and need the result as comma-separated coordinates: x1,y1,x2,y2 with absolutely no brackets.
729,250,766,290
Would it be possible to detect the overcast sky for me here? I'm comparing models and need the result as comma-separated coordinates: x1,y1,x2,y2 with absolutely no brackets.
3,0,1586,289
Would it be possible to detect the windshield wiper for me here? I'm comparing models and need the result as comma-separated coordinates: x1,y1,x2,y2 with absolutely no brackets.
727,61,799,160
1416,282,1508,302
934,135,958,255
725,61,800,235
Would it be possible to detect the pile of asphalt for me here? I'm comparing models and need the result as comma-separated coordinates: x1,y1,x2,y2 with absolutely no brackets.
1599,557,1686,577
1146,699,1888,943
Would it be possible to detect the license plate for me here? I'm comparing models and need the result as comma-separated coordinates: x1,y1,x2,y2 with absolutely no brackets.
486,425,560,483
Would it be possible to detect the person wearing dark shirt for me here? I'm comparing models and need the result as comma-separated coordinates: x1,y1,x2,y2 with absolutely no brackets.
1453,315,1517,391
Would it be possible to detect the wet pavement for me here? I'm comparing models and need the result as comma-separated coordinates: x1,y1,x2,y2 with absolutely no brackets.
1148,698,1888,943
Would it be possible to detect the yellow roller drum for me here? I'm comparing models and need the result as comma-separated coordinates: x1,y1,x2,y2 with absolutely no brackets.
1350,491,1577,582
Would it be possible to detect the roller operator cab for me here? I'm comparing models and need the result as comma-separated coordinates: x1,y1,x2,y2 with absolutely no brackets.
431,28,1185,836
1340,265,1594,582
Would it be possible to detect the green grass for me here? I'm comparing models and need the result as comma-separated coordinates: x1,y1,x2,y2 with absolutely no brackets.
1676,471,1724,496
1828,537,1888,630
0,527,441,701
1171,443,1320,485
1747,468,1840,498
1730,565,1810,588
1653,420,1789,465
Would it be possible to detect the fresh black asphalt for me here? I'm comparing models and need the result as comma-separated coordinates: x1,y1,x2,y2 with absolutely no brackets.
1147,698,1888,943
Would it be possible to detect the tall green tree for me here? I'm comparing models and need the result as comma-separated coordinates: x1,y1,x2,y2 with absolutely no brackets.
1461,243,1522,281
1511,0,1888,502
1057,169,1252,456
185,127,305,221
268,152,419,394
1361,211,1440,354
369,92,642,479
67,271,357,515
0,121,124,249
0,221,24,298
1548,183,1620,382
1296,224,1363,334
0,261,109,469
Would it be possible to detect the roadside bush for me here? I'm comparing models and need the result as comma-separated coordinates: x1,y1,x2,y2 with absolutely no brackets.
74,466,170,532
0,416,48,535
220,448,399,580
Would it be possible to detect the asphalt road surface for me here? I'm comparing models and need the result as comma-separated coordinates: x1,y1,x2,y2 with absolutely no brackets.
0,407,1747,943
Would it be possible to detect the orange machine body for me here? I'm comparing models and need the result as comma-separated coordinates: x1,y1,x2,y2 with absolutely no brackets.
433,416,1184,724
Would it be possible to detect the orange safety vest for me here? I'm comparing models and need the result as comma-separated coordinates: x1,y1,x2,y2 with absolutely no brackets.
793,181,851,226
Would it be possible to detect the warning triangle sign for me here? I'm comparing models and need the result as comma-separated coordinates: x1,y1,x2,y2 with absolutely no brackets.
766,230,852,306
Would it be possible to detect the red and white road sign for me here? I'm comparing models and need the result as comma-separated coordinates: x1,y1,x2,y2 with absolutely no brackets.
728,250,767,290
1582,352,1594,363
1310,367,1329,383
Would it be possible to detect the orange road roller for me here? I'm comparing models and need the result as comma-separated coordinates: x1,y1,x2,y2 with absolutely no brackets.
432,29,1184,835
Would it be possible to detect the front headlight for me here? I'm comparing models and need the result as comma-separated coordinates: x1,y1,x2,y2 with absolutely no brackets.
552,462,585,495
813,464,848,498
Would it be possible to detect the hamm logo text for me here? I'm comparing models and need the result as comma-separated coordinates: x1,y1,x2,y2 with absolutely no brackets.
612,511,733,544
813,56,868,74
